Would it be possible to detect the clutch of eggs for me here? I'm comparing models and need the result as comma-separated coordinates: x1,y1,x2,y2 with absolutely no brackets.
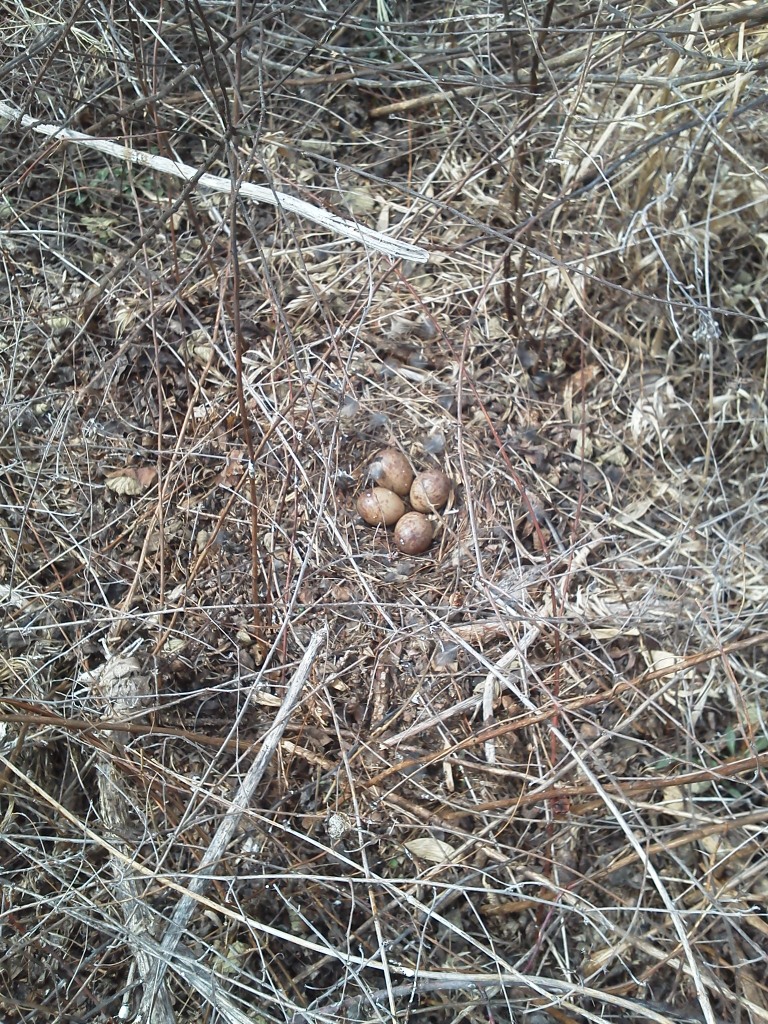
357,449,451,553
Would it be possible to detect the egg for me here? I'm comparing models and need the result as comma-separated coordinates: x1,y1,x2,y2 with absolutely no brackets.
410,469,451,512
394,511,433,554
368,448,414,496
357,487,405,526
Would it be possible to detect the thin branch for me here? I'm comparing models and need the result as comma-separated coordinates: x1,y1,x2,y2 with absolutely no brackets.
0,101,428,263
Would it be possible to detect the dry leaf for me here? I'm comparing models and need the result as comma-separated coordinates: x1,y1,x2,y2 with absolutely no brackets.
563,364,600,418
327,812,353,842
89,656,152,718
183,331,214,366
105,466,158,496
630,377,677,444
660,785,687,817
404,837,456,864
613,497,655,526
647,648,678,673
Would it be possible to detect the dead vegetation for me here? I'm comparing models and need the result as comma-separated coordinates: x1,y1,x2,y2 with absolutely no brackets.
1,2,768,1022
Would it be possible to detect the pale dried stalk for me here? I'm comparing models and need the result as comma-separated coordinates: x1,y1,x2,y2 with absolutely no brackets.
0,101,428,263
94,655,174,1024
553,730,718,1024
137,626,328,1023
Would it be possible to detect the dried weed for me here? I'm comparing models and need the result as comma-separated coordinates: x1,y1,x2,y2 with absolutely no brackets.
1,3,767,1024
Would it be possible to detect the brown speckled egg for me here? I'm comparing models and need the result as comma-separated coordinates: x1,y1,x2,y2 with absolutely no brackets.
410,470,451,513
394,511,433,554
368,448,414,496
357,487,405,527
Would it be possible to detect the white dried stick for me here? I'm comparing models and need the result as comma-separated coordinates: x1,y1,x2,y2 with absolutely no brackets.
0,101,428,263
137,626,328,1022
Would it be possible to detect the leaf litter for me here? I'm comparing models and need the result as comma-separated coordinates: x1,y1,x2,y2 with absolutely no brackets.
1,3,768,1024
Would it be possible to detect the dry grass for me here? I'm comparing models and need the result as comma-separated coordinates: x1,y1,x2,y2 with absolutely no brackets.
2,2,768,1023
